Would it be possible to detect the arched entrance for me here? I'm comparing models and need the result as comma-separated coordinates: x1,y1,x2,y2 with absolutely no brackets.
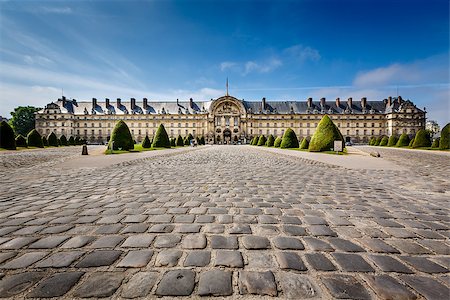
223,128,231,144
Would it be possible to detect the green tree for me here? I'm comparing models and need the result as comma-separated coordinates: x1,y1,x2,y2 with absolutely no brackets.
68,136,75,146
108,120,134,150
299,137,309,149
42,136,48,147
47,132,59,147
60,134,68,146
396,133,410,147
142,135,151,148
431,138,440,148
257,135,267,146
281,128,299,149
176,135,184,146
412,129,431,148
9,106,41,136
387,135,398,147
0,121,16,149
152,124,171,148
379,136,389,146
15,134,27,147
440,123,450,150
27,129,44,148
308,115,343,152
274,137,282,147
266,134,275,147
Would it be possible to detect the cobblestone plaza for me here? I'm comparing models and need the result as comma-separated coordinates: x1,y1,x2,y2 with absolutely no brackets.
0,146,448,299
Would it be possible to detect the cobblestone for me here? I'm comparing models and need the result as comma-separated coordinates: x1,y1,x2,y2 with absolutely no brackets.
0,145,448,299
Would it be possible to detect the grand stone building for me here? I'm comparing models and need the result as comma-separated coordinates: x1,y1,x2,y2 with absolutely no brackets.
35,94,426,144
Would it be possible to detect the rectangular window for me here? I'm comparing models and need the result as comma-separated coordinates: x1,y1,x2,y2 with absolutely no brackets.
178,123,181,127
266,123,269,127
186,123,189,127
234,118,238,126
99,129,102,136
225,117,230,126
138,129,141,135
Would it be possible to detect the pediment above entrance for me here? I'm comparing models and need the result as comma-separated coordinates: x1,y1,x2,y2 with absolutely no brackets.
209,95,246,116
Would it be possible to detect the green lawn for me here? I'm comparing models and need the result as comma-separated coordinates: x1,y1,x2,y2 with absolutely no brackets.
254,145,347,155
105,143,189,154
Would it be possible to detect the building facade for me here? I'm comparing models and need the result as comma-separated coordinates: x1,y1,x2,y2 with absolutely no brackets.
35,95,426,144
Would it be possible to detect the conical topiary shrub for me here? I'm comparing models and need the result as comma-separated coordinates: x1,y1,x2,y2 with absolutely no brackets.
176,135,184,146
281,128,299,149
374,136,382,146
308,115,343,152
368,137,375,145
274,137,282,147
68,136,75,146
60,135,68,146
409,138,415,147
15,134,27,147
47,132,59,147
170,138,176,147
379,136,389,146
184,136,190,145
0,121,16,150
266,134,275,147
108,120,134,150
431,138,440,148
152,124,171,148
387,135,398,147
42,136,48,147
187,133,194,143
412,129,431,148
396,133,410,147
440,123,450,150
74,136,80,145
299,137,309,149
200,136,205,145
257,135,266,146
142,135,151,148
27,129,44,148
251,136,258,145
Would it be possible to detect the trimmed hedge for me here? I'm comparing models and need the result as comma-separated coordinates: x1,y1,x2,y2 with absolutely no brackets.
379,136,389,146
396,133,410,147
251,136,258,145
431,138,440,148
387,135,398,147
60,135,68,146
274,137,282,147
74,136,80,145
299,137,309,149
170,138,176,147
412,129,431,148
68,136,75,146
257,135,267,146
142,135,151,148
374,136,382,146
440,123,450,150
27,129,44,148
266,134,275,147
281,128,299,149
369,137,376,145
108,120,134,150
308,115,343,152
42,136,48,147
152,124,171,148
15,134,27,147
47,132,59,147
176,135,184,146
0,121,16,150
409,138,415,147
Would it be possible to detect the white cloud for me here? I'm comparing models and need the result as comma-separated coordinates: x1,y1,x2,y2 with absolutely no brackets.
244,58,282,75
220,61,237,71
40,7,72,14
283,44,321,62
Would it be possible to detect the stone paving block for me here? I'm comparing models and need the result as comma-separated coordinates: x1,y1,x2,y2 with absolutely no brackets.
363,274,417,300
196,215,214,223
214,250,243,267
88,235,124,248
210,235,238,249
121,271,159,298
259,215,278,224
0,252,47,269
305,253,336,271
153,235,181,248
304,216,328,225
276,251,307,271
75,250,122,267
40,225,74,234
217,215,233,224
148,224,174,233
182,234,207,249
116,250,153,267
204,224,225,233
61,236,94,248
184,250,210,267
308,225,337,237
121,234,154,247
0,272,45,297
418,239,450,254
155,250,182,267
121,224,148,233
27,272,84,298
198,270,233,296
229,224,252,234
95,224,124,234
282,225,307,236
367,255,413,273
303,237,334,251
174,224,201,233
272,236,304,250
400,275,448,300
0,252,16,264
358,238,400,253
73,272,124,298
388,240,432,254
328,238,365,252
321,274,371,299
239,271,277,296
242,236,270,249
331,253,375,272
254,225,279,235
247,252,277,268
155,269,195,296
0,237,38,249
400,256,448,273
35,251,84,268
149,214,173,223
278,272,319,299
280,216,302,224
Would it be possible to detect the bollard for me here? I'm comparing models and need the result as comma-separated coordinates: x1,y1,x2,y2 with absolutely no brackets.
370,152,380,157
82,144,88,155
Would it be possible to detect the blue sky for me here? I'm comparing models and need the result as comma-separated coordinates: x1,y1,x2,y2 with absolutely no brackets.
0,0,449,126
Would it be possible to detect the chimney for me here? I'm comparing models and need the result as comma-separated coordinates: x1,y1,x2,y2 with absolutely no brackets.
131,98,136,110
307,97,312,107
336,97,341,107
262,97,266,110
176,98,179,105
320,97,326,107
189,98,193,109
143,98,148,109
361,97,367,109
383,98,388,106
398,95,403,105
92,98,97,108
387,96,392,107
347,97,353,108
117,98,121,107
105,98,110,107
61,96,67,107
